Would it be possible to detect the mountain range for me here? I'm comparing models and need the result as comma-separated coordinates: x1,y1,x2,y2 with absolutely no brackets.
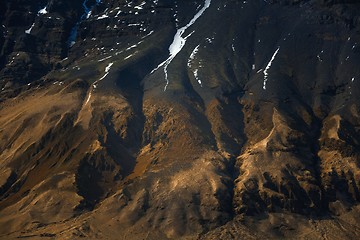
1,0,360,239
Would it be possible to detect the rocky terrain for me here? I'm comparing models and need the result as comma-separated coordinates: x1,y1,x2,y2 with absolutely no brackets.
1,0,360,239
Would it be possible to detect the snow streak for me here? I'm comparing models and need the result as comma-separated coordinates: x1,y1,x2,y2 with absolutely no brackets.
151,0,211,91
96,62,113,84
188,45,202,86
25,23,35,34
263,47,280,90
85,62,113,105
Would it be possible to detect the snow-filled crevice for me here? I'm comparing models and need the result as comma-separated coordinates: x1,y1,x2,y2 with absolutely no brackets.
85,62,113,105
151,0,211,91
263,47,280,90
94,62,113,88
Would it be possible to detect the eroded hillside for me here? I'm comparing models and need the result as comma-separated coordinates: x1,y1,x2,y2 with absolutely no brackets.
1,0,360,239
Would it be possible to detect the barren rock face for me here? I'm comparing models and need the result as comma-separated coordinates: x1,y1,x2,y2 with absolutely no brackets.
1,0,360,239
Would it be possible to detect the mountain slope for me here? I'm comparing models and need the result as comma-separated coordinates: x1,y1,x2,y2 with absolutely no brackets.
1,0,360,239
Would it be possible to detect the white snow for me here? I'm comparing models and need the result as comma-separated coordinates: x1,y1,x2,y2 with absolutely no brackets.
194,69,202,86
103,63,113,76
125,39,144,52
85,62,114,105
150,0,211,91
38,6,48,15
97,14,109,20
141,30,154,39
187,45,202,87
115,10,122,17
128,23,141,26
25,23,35,34
317,50,324,62
134,2,146,9
263,47,280,90
317,54,322,62
124,53,135,60
98,56,112,62
188,45,200,67
86,10,92,19
206,37,213,43
94,62,114,86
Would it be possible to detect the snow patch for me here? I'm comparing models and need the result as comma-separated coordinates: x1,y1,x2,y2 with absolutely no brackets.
85,62,113,105
194,69,202,86
188,45,200,67
134,2,146,9
25,23,35,34
97,14,109,20
98,56,112,62
94,62,114,87
124,54,135,60
187,45,202,87
38,6,48,15
141,30,154,39
317,50,324,62
150,0,212,91
206,37,214,44
317,54,322,62
86,10,92,19
263,47,280,90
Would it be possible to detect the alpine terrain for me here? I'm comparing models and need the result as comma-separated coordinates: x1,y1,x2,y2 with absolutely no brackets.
1,0,360,239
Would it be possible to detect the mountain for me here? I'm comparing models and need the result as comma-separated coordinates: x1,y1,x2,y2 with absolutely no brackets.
1,0,360,239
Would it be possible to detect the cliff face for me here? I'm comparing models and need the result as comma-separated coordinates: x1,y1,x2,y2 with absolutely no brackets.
1,0,360,239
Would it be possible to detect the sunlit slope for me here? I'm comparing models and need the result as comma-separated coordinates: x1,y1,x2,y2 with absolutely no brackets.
1,0,360,239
